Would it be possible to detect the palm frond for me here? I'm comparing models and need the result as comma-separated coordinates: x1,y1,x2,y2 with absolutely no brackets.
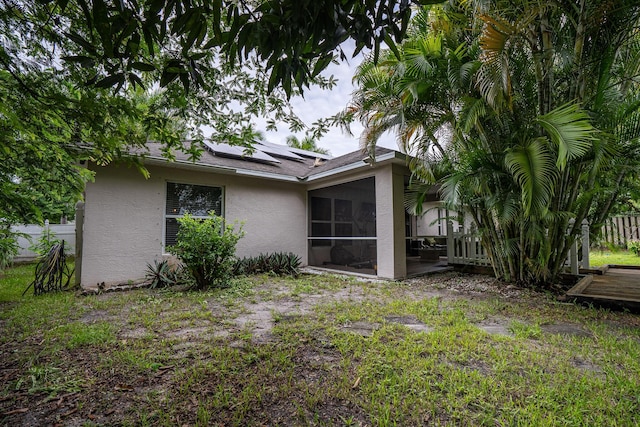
505,137,557,217
476,14,516,108
403,181,438,215
459,96,487,133
535,103,598,169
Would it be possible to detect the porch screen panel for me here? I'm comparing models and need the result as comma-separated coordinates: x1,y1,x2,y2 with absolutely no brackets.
165,182,223,247
308,177,377,275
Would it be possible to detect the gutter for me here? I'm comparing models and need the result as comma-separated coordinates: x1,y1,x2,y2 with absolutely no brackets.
144,156,237,175
145,155,301,182
234,169,300,182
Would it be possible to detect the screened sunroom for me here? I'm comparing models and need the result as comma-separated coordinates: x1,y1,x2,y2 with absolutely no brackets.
307,177,377,275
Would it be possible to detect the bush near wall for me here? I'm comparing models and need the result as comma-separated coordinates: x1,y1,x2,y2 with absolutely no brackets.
234,252,301,276
171,213,244,289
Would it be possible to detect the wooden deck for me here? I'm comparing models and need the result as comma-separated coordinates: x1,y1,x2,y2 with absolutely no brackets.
567,266,640,310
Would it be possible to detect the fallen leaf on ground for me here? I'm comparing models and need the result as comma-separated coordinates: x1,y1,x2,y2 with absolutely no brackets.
352,376,361,389
2,408,28,415
61,408,77,417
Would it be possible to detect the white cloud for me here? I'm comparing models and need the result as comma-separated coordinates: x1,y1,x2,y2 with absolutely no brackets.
254,58,398,157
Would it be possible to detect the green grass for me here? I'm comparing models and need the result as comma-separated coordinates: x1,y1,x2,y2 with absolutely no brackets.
1,265,639,426
0,263,39,302
589,249,640,267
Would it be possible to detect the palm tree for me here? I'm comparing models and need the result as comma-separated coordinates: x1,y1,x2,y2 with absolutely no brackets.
345,2,640,287
285,135,330,155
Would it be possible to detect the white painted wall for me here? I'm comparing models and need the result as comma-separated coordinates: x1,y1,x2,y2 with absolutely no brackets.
81,163,307,288
82,157,416,286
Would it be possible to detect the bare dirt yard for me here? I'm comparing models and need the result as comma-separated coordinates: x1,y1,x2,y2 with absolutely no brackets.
1,269,639,426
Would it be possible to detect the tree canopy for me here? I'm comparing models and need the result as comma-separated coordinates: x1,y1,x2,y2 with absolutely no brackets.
2,0,432,96
343,1,640,287
0,0,437,229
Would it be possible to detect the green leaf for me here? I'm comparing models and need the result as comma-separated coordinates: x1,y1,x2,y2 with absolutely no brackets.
312,54,333,78
92,0,113,57
130,61,156,71
160,70,179,87
384,32,401,60
64,32,97,55
505,138,557,217
535,103,598,170
142,27,155,57
61,56,95,67
128,72,145,90
94,73,125,88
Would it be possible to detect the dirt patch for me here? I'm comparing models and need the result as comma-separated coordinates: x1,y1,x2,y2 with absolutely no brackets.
385,315,434,333
571,357,603,374
231,281,375,341
406,272,532,299
541,323,593,338
119,327,148,339
476,319,513,337
234,299,313,341
340,321,381,337
77,310,113,324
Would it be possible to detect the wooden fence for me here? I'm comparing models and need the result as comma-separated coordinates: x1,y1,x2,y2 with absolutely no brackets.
446,220,590,274
600,215,640,247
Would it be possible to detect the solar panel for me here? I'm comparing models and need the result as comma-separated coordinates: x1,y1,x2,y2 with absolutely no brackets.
255,142,305,161
273,143,332,160
204,141,243,156
249,149,281,163
204,141,280,164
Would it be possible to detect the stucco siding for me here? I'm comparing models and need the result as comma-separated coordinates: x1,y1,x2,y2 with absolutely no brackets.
225,176,307,260
82,164,164,288
375,164,407,279
81,163,307,289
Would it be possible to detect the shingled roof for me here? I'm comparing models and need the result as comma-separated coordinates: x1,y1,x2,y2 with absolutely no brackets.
139,141,400,182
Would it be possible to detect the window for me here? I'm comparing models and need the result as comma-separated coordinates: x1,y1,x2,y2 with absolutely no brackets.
165,182,223,247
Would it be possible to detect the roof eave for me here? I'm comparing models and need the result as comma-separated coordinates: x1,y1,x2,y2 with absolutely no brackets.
305,150,407,182
144,156,302,182
143,149,408,183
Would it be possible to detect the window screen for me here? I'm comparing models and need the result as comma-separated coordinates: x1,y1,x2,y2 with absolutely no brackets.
165,182,223,247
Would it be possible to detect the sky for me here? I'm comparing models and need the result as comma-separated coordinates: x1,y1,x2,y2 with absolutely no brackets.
231,55,398,157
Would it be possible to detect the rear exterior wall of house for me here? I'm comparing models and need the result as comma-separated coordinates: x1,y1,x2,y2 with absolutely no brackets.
80,163,307,289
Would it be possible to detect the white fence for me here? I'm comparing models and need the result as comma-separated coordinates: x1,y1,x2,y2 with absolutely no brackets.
446,220,590,274
601,215,640,247
12,221,76,261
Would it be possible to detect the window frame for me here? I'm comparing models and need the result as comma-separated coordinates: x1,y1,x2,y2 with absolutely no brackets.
163,181,225,253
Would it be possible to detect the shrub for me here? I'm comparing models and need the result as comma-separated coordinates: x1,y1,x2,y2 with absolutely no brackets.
0,227,19,271
145,259,187,288
628,240,640,256
234,252,301,276
170,213,244,289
